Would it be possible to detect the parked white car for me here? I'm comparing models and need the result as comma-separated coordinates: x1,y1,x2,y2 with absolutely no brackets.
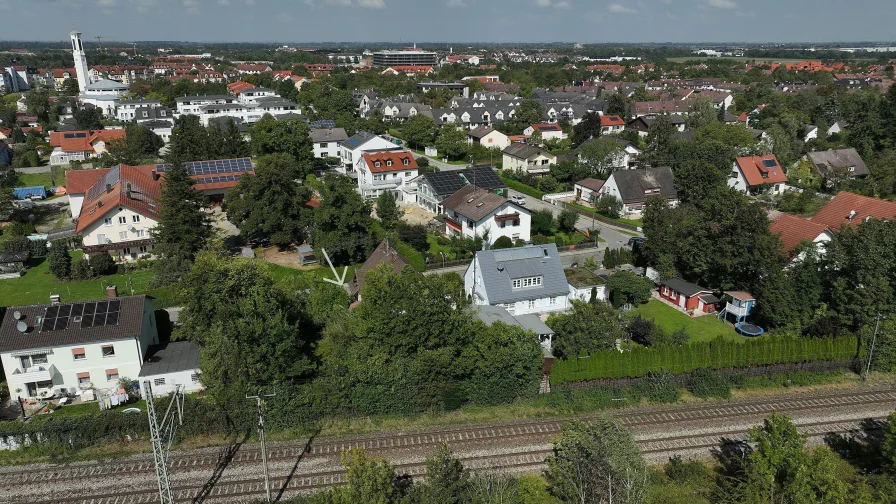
510,195,526,206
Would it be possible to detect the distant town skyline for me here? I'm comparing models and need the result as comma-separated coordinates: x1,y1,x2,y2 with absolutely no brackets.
2,0,893,44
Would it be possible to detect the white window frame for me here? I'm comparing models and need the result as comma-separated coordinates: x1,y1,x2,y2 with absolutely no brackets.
132,215,141,223
118,216,127,224
78,375,91,385
104,217,113,226
102,345,115,358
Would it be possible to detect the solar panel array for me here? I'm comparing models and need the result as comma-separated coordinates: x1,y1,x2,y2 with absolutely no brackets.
761,159,778,169
85,165,121,201
41,300,122,332
155,158,253,176
310,120,336,129
426,171,466,196
194,174,246,185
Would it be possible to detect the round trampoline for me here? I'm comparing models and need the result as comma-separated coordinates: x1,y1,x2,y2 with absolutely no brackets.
736,323,765,337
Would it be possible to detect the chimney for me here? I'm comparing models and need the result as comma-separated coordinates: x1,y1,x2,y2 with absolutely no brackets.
50,294,61,305
848,210,857,220
106,285,118,298
106,183,112,193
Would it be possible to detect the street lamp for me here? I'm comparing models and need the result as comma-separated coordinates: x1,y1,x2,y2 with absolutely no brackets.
439,251,446,268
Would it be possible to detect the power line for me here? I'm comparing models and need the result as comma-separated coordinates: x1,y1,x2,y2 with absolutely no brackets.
247,390,277,504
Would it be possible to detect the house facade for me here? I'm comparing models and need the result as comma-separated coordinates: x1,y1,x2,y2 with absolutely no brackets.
0,295,158,401
467,126,510,150
414,167,506,214
502,143,557,176
310,127,349,159
442,185,531,245
465,244,570,316
523,123,567,141
600,166,678,216
137,341,202,397
49,129,127,166
356,151,419,202
339,130,405,173
730,155,788,195
659,278,718,313
574,178,605,204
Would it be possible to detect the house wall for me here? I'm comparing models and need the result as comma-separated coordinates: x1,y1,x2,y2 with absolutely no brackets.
660,286,700,310
313,140,340,159
501,295,568,316
81,207,157,260
339,136,400,170
69,193,85,219
573,183,600,204
139,369,202,397
569,284,607,302
446,203,531,245
356,163,418,201
473,131,510,150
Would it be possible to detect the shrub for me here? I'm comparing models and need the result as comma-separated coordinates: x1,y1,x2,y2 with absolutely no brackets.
595,193,623,219
531,234,550,245
491,236,513,249
48,241,71,279
531,210,554,235
686,368,731,399
397,223,429,253
636,371,680,403
671,327,689,346
2,236,31,254
557,208,579,233
88,252,117,276
4,221,35,237
665,455,713,484
70,258,93,280
629,316,664,346
29,239,47,258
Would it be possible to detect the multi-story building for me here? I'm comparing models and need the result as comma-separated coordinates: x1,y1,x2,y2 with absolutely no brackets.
356,151,419,202
372,48,438,67
116,99,162,122
310,127,349,159
339,130,406,173
442,185,530,245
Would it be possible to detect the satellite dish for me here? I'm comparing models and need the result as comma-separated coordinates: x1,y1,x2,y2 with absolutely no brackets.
13,311,22,320
16,321,28,333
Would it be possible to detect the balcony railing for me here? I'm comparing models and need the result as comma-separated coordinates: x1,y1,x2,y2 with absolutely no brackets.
10,364,56,383
724,302,749,317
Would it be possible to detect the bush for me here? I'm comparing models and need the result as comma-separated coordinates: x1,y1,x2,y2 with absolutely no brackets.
88,252,117,276
29,239,47,258
595,193,623,219
636,371,680,403
629,315,667,346
491,236,513,249
2,236,31,254
671,327,689,346
4,221,35,237
415,156,429,167
665,455,713,484
396,223,429,253
557,208,579,233
70,258,93,280
686,368,731,399
498,174,544,199
531,210,554,235
531,234,550,245
48,241,71,279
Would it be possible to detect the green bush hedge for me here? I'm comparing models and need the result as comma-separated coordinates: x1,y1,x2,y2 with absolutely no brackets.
550,335,860,385
499,176,544,199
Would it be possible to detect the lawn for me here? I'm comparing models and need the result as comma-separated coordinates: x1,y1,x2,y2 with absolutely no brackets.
16,166,67,189
633,300,747,343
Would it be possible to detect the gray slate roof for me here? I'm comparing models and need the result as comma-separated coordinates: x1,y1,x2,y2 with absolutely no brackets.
661,277,711,298
502,143,545,160
0,296,148,353
807,148,869,178
310,127,348,144
347,240,412,296
609,167,677,204
476,244,569,304
442,185,522,222
138,341,200,377
475,305,554,335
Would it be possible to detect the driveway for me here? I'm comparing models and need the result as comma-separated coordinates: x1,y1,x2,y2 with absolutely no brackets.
424,155,467,172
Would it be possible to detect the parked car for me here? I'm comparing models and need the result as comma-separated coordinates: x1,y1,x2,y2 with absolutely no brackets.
510,195,526,206
627,236,646,246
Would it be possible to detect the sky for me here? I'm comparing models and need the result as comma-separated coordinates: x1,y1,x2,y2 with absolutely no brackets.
2,0,894,44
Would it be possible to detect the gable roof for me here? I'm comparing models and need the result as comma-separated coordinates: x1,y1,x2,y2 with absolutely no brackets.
474,244,569,304
442,185,525,222
75,164,161,232
735,154,788,187
502,143,552,160
310,127,348,144
807,148,869,178
608,167,677,204
418,167,505,196
661,277,712,298
769,213,830,255
600,115,626,127
529,123,563,132
65,168,109,194
468,126,498,139
811,191,896,230
575,178,605,192
347,239,412,296
363,151,418,173
0,296,148,353
51,130,126,153
138,341,200,377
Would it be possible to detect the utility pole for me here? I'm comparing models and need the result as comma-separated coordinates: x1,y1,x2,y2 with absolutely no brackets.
145,381,184,504
863,313,882,382
247,391,276,504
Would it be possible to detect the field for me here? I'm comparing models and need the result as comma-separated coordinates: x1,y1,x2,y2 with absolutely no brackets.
633,300,746,343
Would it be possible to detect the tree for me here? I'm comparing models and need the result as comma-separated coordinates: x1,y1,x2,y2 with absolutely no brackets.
607,94,628,118
312,173,376,266
0,101,17,128
491,235,513,249
47,241,71,279
376,190,400,231
531,209,555,236
224,154,312,248
685,97,718,130
396,223,429,253
644,114,677,166
421,443,468,504
578,137,623,179
571,112,603,146
515,99,545,127
594,193,623,219
73,105,104,131
435,127,468,160
88,252,116,276
546,418,648,504
248,114,314,171
165,114,213,163
333,449,406,504
212,118,251,159
674,161,729,206
607,271,653,306
24,88,51,125
106,123,164,165
883,411,896,469
403,114,438,150
557,208,579,233
150,163,212,285
548,300,624,358
463,321,543,405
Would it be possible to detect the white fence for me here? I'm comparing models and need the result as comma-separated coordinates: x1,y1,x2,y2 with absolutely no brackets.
541,191,576,205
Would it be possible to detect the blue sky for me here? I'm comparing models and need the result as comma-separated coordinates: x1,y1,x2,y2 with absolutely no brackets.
3,0,893,43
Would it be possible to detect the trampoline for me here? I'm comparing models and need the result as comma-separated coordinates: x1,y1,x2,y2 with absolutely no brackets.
736,323,765,337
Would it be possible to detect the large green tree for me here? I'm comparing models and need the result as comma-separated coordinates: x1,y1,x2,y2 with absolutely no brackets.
210,118,251,159
311,173,376,266
225,153,312,248
435,126,468,161
165,114,213,163
248,114,314,171
685,96,718,130
105,123,164,165
548,300,624,358
644,114,677,166
47,241,71,279
402,114,438,150
578,137,624,179
571,112,603,146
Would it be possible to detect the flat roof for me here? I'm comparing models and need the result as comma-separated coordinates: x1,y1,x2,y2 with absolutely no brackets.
138,341,200,377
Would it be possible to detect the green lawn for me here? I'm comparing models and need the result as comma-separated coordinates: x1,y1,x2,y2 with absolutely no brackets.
16,166,68,190
633,300,746,343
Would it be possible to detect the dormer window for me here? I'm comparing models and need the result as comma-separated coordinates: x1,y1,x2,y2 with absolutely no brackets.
386,160,392,167
374,161,381,168
403,158,409,166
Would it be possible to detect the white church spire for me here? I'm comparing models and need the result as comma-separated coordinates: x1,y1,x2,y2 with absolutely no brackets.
70,28,89,92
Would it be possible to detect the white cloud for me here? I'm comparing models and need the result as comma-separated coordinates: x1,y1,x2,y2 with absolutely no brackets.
707,0,737,8
96,0,117,6
446,0,467,7
607,3,636,13
535,0,570,8
357,0,386,7
325,0,353,4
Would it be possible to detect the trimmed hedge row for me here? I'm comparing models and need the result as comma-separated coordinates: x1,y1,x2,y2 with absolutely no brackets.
550,336,860,385
499,176,544,199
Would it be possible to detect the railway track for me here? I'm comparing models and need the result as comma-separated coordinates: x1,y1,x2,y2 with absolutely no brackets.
23,417,889,504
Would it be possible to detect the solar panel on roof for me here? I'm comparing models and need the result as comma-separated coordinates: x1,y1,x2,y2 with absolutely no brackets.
71,303,84,318
58,304,72,317
106,312,120,326
108,300,121,312
41,317,54,331
81,314,94,327
762,159,778,168
54,317,69,331
46,305,59,318
95,300,108,314
83,302,96,315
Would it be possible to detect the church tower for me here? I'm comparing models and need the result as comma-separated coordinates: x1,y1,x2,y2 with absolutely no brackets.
70,29,89,92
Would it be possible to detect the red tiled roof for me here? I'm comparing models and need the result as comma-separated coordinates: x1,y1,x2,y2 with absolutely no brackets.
76,165,161,232
530,123,562,132
65,168,110,194
769,213,829,255
600,115,625,127
810,192,896,231
363,152,418,173
735,154,787,187
236,64,270,72
51,130,126,153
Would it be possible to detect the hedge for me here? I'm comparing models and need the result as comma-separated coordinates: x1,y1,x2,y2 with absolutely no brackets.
499,176,544,199
550,335,860,385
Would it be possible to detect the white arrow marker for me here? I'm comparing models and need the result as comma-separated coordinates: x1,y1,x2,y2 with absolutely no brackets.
321,248,348,286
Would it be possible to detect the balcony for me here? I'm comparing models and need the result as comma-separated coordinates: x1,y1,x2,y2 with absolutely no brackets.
361,179,400,190
10,364,56,384
724,302,749,317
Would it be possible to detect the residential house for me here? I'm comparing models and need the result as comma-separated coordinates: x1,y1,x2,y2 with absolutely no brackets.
502,143,557,176
442,185,531,245
524,123,567,142
659,278,718,313
152,157,255,200
49,129,127,166
356,151,419,202
0,294,158,401
573,178,605,204
339,130,406,173
769,212,833,260
136,341,202,396
805,148,869,184
346,239,412,300
116,99,162,122
236,64,272,75
565,268,607,303
730,155,788,195
175,95,239,117
810,191,896,231
310,127,349,159
467,126,510,150
414,166,505,214
599,115,626,134
381,102,433,122
804,125,819,142
626,115,686,137
465,244,570,316
600,167,677,216
475,305,555,355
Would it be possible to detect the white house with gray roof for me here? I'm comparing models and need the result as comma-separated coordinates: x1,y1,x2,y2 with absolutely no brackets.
338,130,405,174
464,244,570,316
310,127,348,159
